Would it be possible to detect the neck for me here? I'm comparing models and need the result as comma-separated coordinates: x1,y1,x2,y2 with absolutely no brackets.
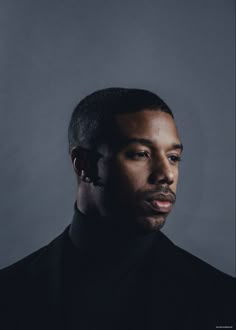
69,204,158,260
76,185,98,215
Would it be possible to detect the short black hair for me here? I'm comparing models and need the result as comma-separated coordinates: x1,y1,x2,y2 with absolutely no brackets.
68,87,174,153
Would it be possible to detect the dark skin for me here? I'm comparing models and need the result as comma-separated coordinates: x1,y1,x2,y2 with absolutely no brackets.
71,109,183,232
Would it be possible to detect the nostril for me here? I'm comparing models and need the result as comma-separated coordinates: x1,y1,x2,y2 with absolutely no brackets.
148,168,174,185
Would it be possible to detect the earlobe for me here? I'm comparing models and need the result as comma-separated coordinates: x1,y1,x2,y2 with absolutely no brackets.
81,170,92,183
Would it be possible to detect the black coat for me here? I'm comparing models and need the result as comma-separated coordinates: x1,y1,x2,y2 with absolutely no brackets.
0,226,235,330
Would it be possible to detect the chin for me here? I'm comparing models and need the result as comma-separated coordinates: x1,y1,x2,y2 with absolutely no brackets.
136,214,168,232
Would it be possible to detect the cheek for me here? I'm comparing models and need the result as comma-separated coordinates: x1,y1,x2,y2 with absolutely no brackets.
114,159,149,193
171,168,179,191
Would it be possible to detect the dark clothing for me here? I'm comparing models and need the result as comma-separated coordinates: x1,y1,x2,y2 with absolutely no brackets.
0,209,235,330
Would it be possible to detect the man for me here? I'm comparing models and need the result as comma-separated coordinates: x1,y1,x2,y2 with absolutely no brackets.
0,88,235,330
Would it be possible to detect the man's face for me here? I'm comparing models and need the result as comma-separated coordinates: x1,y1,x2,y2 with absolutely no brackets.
93,110,182,231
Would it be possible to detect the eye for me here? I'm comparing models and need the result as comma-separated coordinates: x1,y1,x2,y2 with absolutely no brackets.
125,151,151,160
168,154,181,164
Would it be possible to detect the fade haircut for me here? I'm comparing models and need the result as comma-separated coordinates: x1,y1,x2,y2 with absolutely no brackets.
68,87,174,152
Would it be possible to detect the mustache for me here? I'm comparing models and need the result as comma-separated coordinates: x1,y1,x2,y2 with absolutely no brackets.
138,186,176,203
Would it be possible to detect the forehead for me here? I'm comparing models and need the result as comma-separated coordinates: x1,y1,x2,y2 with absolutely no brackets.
114,110,180,144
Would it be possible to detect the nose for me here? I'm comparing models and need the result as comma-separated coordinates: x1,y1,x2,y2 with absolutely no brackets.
149,157,174,186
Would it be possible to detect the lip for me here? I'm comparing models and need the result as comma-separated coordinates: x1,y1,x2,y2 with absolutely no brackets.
144,194,175,214
146,193,175,203
144,200,173,214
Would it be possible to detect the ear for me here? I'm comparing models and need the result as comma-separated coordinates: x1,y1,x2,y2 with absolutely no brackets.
70,146,102,185
71,146,96,178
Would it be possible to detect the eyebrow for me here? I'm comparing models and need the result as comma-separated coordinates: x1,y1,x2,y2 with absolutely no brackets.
121,138,183,152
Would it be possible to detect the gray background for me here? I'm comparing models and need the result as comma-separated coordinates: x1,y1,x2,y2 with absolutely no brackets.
0,0,235,276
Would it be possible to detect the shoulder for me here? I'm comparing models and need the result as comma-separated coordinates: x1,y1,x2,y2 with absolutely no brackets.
0,227,69,327
0,246,48,276
175,241,234,284
174,241,233,276
0,227,69,286
156,231,234,275
151,231,235,296
150,232,235,325
174,243,235,299
0,228,69,329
